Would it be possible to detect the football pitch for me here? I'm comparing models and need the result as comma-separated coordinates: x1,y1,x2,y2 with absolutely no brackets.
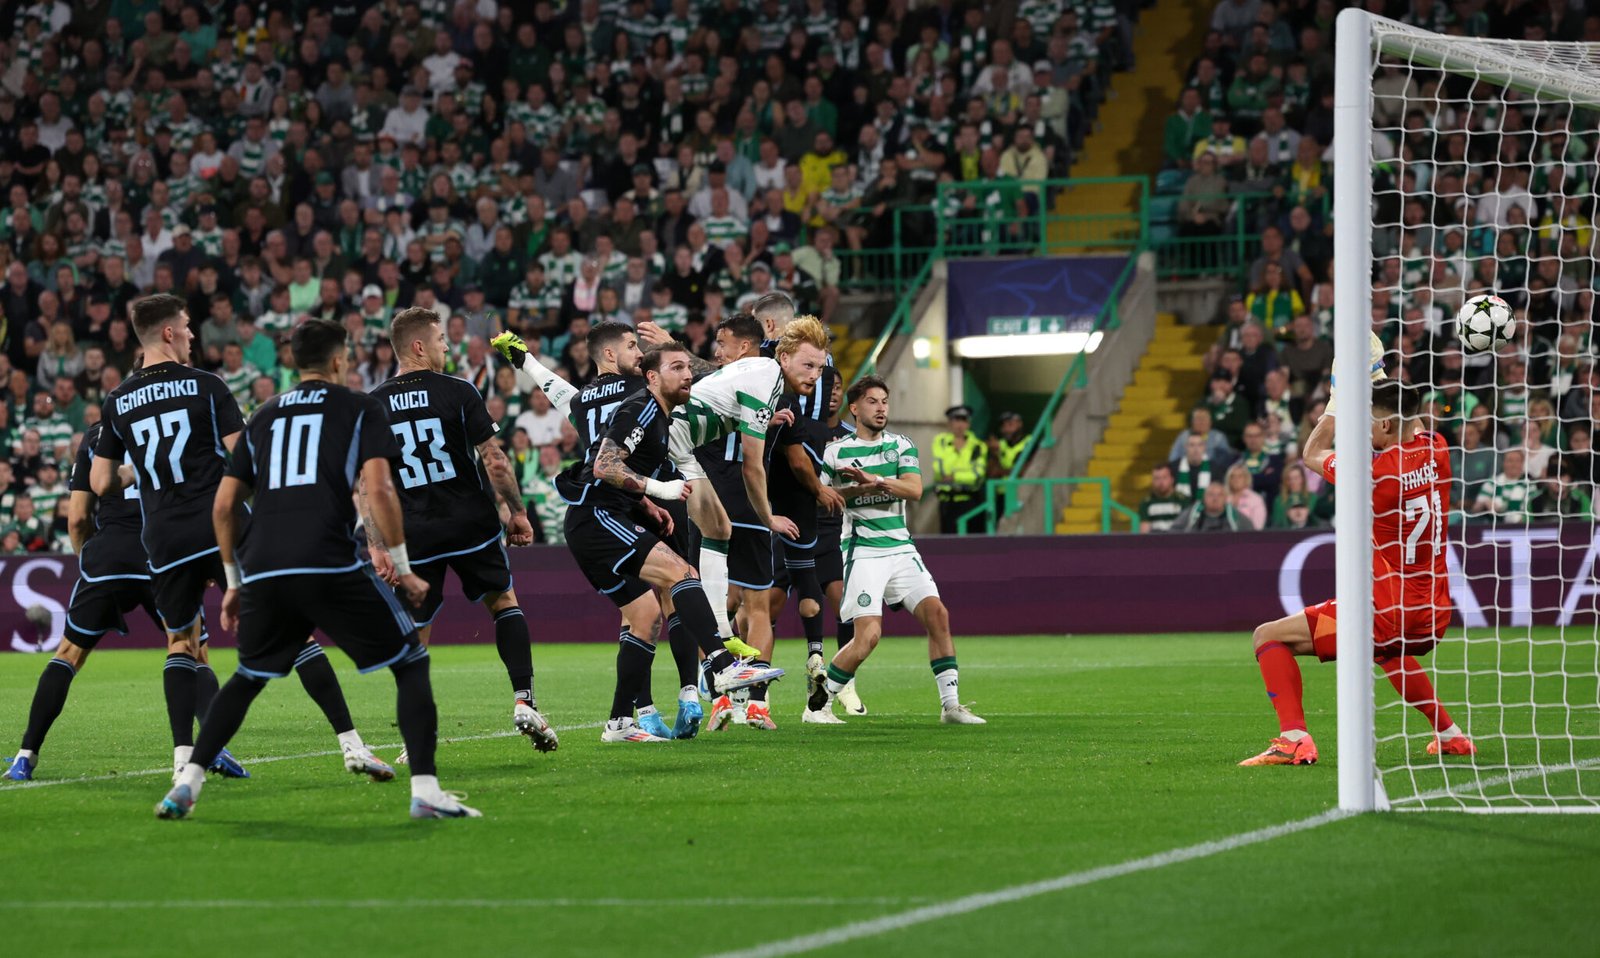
2,632,1596,957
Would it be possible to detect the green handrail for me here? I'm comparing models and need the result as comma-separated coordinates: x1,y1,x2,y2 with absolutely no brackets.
853,256,932,383
956,477,1141,535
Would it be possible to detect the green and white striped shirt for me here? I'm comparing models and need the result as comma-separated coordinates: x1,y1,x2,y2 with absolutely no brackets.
672,356,783,446
702,215,747,247
649,303,689,332
29,481,69,521
1476,473,1536,523
539,250,584,288
25,414,75,453
822,431,921,557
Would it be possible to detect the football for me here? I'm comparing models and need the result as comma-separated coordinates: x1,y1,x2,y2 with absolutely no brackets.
1457,293,1516,354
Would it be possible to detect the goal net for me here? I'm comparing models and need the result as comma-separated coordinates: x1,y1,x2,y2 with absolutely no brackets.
1336,11,1600,812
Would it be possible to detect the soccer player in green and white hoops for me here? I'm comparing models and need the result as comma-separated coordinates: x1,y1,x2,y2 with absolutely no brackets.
803,376,985,726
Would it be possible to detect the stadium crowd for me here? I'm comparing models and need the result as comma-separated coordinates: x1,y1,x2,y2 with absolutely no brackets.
1145,0,1600,533
0,0,1123,553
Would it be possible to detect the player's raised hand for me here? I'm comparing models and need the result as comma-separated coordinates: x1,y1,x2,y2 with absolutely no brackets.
397,572,430,608
817,485,845,515
770,515,800,540
771,408,796,429
371,549,398,585
220,589,241,633
506,513,535,547
635,321,672,346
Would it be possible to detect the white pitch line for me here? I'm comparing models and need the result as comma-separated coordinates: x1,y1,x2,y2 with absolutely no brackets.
0,895,932,911
702,809,1352,958
1,722,604,793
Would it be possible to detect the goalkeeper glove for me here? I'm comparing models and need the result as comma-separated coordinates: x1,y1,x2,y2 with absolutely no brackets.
1325,331,1386,416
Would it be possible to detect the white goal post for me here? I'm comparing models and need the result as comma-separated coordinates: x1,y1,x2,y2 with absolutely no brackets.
1335,9,1600,813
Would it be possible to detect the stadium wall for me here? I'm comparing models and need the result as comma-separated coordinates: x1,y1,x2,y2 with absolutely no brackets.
4,529,1597,652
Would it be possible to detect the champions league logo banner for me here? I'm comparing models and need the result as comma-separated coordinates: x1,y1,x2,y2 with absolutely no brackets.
945,256,1129,341
5,530,1598,650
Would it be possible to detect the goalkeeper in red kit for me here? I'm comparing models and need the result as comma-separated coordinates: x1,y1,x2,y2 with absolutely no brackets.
1241,378,1476,766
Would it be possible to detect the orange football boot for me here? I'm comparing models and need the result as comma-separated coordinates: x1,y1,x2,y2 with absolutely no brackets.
710,694,737,731
1427,735,1477,756
1239,734,1319,766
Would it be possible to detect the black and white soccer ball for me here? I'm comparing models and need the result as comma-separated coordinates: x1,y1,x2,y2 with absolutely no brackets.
1457,294,1515,354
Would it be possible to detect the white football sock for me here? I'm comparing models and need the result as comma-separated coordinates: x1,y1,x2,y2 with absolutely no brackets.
935,669,960,710
173,745,192,770
1281,729,1310,742
410,773,445,801
176,762,206,798
697,549,734,639
1439,723,1463,740
15,749,36,762
508,351,577,415
337,730,365,752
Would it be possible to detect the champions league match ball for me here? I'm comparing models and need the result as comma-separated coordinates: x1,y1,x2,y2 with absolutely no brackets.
1457,294,1515,354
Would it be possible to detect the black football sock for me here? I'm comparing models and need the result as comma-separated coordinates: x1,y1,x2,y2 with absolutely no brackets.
19,658,77,754
190,672,268,771
163,652,200,748
788,559,826,657
631,625,656,711
391,647,438,777
837,619,854,651
666,614,698,689
614,632,655,720
670,578,734,661
493,607,535,705
749,662,771,703
194,663,219,723
295,643,354,735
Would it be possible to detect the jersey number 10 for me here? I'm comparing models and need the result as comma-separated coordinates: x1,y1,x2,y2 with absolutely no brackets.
391,417,456,489
267,414,323,489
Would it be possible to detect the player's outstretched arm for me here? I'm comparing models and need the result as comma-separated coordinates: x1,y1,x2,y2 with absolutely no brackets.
477,439,534,546
1303,410,1335,481
740,433,798,538
785,443,844,514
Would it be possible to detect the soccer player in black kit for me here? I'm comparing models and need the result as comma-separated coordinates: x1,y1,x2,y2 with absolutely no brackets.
93,295,385,782
562,343,784,742
556,321,704,740
369,308,557,756
158,318,478,820
4,421,247,780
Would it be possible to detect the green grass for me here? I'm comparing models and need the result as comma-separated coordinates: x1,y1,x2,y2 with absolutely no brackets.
2,633,1597,957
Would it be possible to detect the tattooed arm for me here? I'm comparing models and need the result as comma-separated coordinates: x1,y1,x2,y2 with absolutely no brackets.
593,437,650,494
637,320,717,376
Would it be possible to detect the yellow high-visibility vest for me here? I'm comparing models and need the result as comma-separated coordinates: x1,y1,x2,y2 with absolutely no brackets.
996,436,1029,472
932,432,986,496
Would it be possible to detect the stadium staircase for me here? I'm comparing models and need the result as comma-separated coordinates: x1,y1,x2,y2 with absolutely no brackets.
1057,312,1208,532
1049,0,1212,532
1046,0,1214,245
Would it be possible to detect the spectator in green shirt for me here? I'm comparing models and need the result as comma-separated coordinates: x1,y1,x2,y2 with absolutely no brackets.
1244,262,1304,338
1164,87,1212,169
